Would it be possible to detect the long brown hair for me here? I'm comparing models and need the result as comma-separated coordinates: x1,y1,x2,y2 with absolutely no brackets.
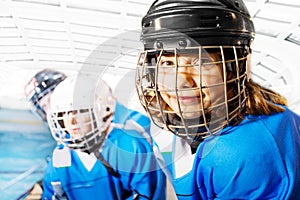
245,80,287,116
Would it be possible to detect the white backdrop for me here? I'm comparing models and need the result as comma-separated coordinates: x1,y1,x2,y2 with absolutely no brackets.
0,0,299,114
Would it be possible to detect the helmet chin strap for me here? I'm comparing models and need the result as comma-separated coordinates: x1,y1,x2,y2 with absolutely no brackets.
73,131,120,177
165,112,210,146
93,151,120,177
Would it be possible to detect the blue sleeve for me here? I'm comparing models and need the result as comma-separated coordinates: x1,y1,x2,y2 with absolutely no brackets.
42,178,53,199
41,159,56,199
194,110,300,199
102,129,166,200
113,102,152,143
128,109,151,135
124,143,165,200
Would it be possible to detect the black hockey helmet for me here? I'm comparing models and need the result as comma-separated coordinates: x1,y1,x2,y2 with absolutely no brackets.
141,0,255,50
136,0,255,145
24,69,66,122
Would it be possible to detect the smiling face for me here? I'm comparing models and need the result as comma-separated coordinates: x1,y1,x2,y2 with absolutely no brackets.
156,50,225,119
137,45,249,141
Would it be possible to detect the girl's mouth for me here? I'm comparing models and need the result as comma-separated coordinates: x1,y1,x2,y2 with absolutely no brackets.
72,128,80,133
172,95,200,105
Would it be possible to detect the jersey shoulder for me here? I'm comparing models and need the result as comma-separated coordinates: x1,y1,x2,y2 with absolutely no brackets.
106,127,153,153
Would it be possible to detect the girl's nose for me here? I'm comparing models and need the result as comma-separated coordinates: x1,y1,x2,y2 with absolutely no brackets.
177,56,197,73
176,57,198,87
71,117,76,125
68,113,77,125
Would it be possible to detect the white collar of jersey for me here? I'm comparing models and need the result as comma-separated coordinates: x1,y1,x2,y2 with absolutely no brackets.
52,146,97,172
53,146,71,168
173,136,195,179
75,150,97,172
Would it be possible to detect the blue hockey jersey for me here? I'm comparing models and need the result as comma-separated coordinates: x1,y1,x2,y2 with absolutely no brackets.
170,107,300,199
101,127,166,200
42,102,166,199
112,101,152,144
42,146,119,200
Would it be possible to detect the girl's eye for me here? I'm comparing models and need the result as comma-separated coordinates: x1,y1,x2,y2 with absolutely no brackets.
201,58,212,64
160,60,174,66
191,58,212,66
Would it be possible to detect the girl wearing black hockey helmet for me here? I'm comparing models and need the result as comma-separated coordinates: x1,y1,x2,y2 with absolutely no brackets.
136,0,300,199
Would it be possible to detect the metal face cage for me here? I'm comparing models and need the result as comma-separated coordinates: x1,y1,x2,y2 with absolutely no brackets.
136,45,248,143
48,108,105,153
29,84,56,122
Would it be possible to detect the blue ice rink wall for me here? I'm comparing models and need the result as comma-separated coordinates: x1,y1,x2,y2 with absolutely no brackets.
0,109,56,199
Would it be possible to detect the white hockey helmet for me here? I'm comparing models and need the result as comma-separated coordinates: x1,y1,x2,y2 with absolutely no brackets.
47,74,116,153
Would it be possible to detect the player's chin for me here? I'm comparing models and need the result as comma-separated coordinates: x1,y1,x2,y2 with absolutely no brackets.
180,110,203,119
